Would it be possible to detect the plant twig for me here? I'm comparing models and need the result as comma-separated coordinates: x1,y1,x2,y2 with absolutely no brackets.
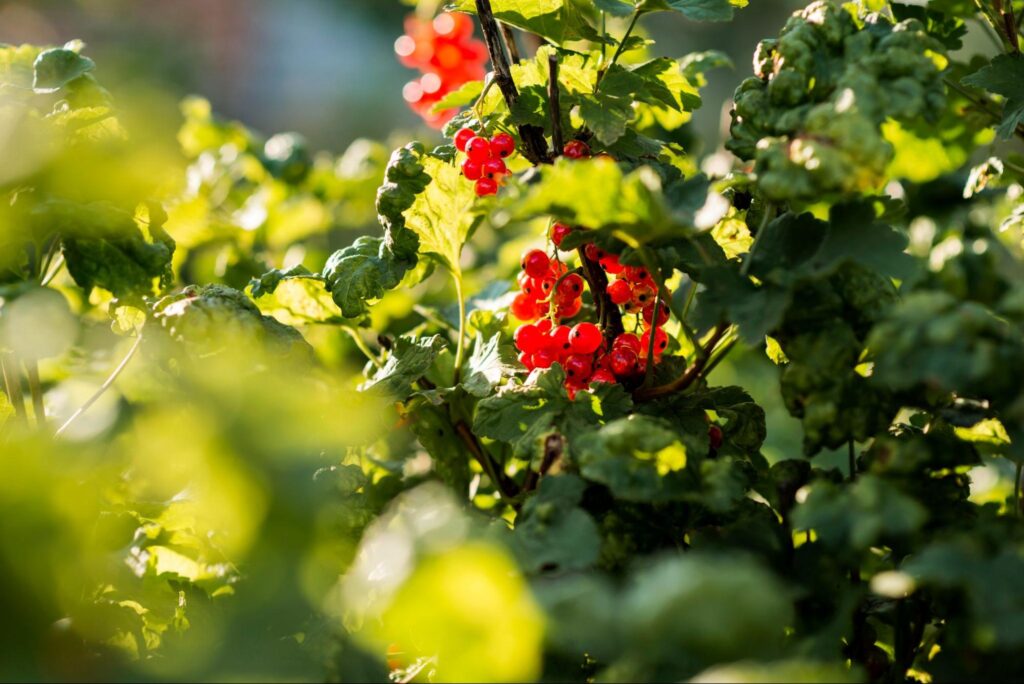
634,323,728,401
453,274,468,384
1,353,27,426
522,433,563,494
500,22,521,63
55,335,142,437
455,420,519,500
596,10,640,87
474,0,549,164
577,246,625,345
548,52,564,156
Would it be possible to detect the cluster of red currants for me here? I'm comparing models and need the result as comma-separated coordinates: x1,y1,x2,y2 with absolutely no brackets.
395,12,487,128
510,248,581,321
453,127,516,196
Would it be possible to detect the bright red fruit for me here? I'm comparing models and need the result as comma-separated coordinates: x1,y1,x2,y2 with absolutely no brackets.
475,177,498,196
550,222,573,248
599,254,624,275
510,293,539,320
461,158,482,181
517,351,532,368
632,284,656,308
490,132,515,158
536,277,556,297
607,279,633,305
614,333,642,354
533,348,557,369
643,301,671,327
563,355,593,382
537,318,553,333
608,348,639,377
466,136,493,162
482,158,507,179
590,368,616,384
641,327,669,356
556,273,585,300
569,322,602,355
563,140,591,159
514,324,543,353
454,127,476,151
522,250,551,279
583,243,605,262
557,298,582,319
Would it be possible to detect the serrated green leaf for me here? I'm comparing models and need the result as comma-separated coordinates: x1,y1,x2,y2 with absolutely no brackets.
404,156,483,276
360,335,446,396
962,53,1024,140
323,237,413,319
510,474,601,574
451,0,603,45
637,0,736,21
462,332,517,398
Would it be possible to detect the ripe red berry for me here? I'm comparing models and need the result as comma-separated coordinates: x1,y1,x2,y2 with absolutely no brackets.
466,136,493,162
599,254,624,275
475,177,498,196
548,325,572,357
517,351,532,369
608,347,639,377
640,327,669,356
563,140,591,159
490,132,515,158
536,277,556,297
521,249,551,279
556,297,582,320
590,368,616,385
550,222,573,248
482,157,507,179
454,127,476,152
614,333,642,354
569,322,602,355
709,424,724,450
607,278,633,305
514,323,543,354
632,284,656,308
533,348,557,369
583,243,605,262
563,354,593,382
536,318,553,333
461,158,483,181
510,293,540,320
556,273,585,300
643,301,671,327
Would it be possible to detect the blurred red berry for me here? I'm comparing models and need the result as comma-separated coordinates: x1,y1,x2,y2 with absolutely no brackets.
550,222,573,248
490,132,515,158
563,140,591,159
461,158,482,181
607,279,633,305
522,249,551,279
475,177,498,196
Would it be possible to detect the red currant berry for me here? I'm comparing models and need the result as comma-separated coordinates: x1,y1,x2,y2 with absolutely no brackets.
536,277,556,298
709,424,724,451
466,136,493,162
548,325,572,357
608,347,639,377
533,348,557,369
569,322,602,355
632,284,655,308
490,132,515,158
510,293,540,320
599,254,624,275
550,222,573,248
583,243,605,262
475,177,498,196
556,297,582,320
563,354,593,382
482,157,507,179
514,323,543,354
623,266,651,283
563,140,591,159
556,273,585,300
590,368,616,384
454,127,476,152
521,250,551,279
461,158,483,181
536,318,553,333
642,301,671,327
640,327,669,356
614,333,642,354
607,278,633,305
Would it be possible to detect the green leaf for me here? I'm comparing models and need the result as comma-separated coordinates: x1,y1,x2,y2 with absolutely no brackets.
462,332,517,398
32,46,95,93
406,400,472,496
403,156,483,276
593,0,635,16
249,267,342,326
323,236,413,319
792,475,928,553
473,366,632,460
451,0,603,45
41,200,175,300
510,475,601,574
962,53,1024,140
636,0,736,21
360,335,446,397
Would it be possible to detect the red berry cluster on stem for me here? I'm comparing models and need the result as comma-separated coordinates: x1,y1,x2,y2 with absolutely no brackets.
454,127,516,197
395,13,487,128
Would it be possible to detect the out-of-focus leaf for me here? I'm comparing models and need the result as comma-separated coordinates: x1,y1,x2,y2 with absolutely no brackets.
32,46,95,93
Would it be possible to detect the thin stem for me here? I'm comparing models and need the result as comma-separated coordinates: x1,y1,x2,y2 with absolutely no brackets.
24,360,45,431
699,331,737,379
500,22,521,63
642,285,663,389
342,326,383,370
40,254,64,287
741,204,774,277
946,77,1024,141
453,275,467,384
1,354,27,426
635,323,728,401
55,335,142,438
455,420,518,500
577,246,625,345
548,52,564,156
596,11,640,88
